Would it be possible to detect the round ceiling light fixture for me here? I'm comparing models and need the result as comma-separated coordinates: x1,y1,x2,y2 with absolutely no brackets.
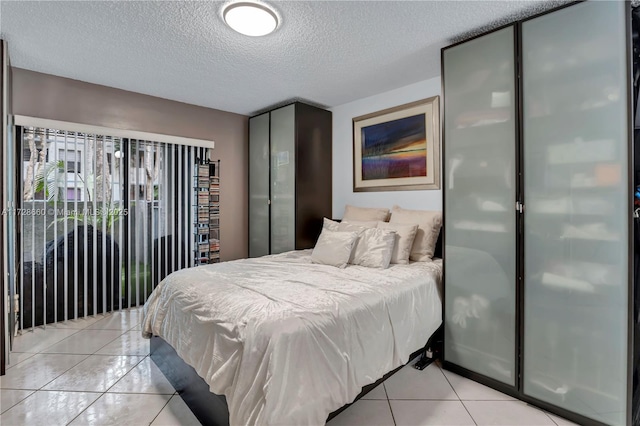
222,2,279,37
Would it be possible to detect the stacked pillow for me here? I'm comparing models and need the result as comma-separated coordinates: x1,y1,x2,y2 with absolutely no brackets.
377,222,418,264
315,218,395,269
311,204,442,269
310,227,359,269
342,205,390,222
388,205,442,262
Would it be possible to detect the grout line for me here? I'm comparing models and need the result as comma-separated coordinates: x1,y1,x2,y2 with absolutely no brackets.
0,390,36,415
459,401,479,426
34,354,92,392
102,391,177,395
441,366,478,426
0,387,40,391
544,411,560,426
65,391,104,425
16,328,84,353
103,355,149,394
87,329,129,355
385,398,470,401
34,389,105,394
5,352,37,370
148,394,175,425
382,383,398,426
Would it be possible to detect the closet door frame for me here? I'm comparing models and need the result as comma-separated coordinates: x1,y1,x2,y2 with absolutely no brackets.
440,20,521,395
248,111,272,258
441,2,634,425
518,3,634,425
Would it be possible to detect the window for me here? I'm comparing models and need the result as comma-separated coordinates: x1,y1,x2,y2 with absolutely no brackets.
66,188,81,201
59,149,81,173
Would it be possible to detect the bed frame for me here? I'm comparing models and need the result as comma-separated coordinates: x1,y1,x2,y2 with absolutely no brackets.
151,328,442,426
150,233,445,425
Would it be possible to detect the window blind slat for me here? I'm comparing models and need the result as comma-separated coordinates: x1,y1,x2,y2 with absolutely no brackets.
16,127,206,331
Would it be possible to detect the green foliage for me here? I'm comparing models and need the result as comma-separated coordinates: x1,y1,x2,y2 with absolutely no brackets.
123,262,153,306
34,160,65,201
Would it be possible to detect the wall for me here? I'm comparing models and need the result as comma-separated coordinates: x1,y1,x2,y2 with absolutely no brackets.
12,68,248,261
330,77,442,218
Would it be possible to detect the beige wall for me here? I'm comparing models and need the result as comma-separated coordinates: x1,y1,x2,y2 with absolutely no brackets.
12,68,248,260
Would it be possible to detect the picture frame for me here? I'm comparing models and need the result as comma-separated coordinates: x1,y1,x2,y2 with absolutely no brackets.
352,96,440,192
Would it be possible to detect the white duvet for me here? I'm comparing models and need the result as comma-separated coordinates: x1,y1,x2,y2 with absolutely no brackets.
142,250,442,426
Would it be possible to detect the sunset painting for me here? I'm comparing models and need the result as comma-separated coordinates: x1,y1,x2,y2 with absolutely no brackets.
360,113,427,181
353,96,439,192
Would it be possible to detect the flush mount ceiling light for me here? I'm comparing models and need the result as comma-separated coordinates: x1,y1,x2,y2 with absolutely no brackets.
222,2,279,37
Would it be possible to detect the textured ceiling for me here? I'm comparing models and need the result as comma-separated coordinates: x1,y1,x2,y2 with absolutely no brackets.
0,0,568,116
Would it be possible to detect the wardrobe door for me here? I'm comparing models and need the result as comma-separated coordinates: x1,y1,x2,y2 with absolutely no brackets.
443,26,517,385
249,113,270,257
521,2,629,424
270,105,296,254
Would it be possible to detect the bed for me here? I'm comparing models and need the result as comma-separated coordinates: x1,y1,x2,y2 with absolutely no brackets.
143,245,443,425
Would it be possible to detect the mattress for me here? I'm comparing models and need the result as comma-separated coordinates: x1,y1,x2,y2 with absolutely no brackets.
142,250,443,426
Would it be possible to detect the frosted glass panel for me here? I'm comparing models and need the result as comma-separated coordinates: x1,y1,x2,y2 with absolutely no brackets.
443,26,517,385
522,2,628,424
249,113,270,257
270,105,296,254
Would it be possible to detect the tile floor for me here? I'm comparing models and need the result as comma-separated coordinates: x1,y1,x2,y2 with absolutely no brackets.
0,307,576,426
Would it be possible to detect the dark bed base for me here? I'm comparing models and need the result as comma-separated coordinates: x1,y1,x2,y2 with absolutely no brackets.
150,327,443,425
150,336,230,426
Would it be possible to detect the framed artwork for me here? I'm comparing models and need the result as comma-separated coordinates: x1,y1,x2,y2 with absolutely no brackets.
352,96,440,192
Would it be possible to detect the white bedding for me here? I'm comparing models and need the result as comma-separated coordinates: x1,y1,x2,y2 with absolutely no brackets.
142,250,442,426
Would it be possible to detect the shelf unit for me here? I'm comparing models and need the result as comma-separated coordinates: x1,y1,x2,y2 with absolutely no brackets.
194,160,220,265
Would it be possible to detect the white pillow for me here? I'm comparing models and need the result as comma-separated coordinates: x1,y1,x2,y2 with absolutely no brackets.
389,205,442,261
311,229,359,268
323,217,340,231
350,227,396,269
377,221,419,264
341,219,378,229
320,218,395,268
343,205,390,222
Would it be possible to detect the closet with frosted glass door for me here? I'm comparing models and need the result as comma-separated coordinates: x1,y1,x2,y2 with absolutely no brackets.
442,1,635,425
248,102,332,258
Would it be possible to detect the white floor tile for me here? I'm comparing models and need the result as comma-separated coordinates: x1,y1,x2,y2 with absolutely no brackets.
6,352,36,369
361,383,387,400
384,363,457,400
546,412,580,426
151,394,201,426
69,392,171,425
463,400,556,425
107,357,175,394
12,328,79,353
0,389,34,414
390,400,476,426
42,355,144,392
41,329,124,354
95,330,149,356
87,310,142,331
47,314,110,329
441,368,516,401
0,390,100,426
327,399,395,426
0,353,87,390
